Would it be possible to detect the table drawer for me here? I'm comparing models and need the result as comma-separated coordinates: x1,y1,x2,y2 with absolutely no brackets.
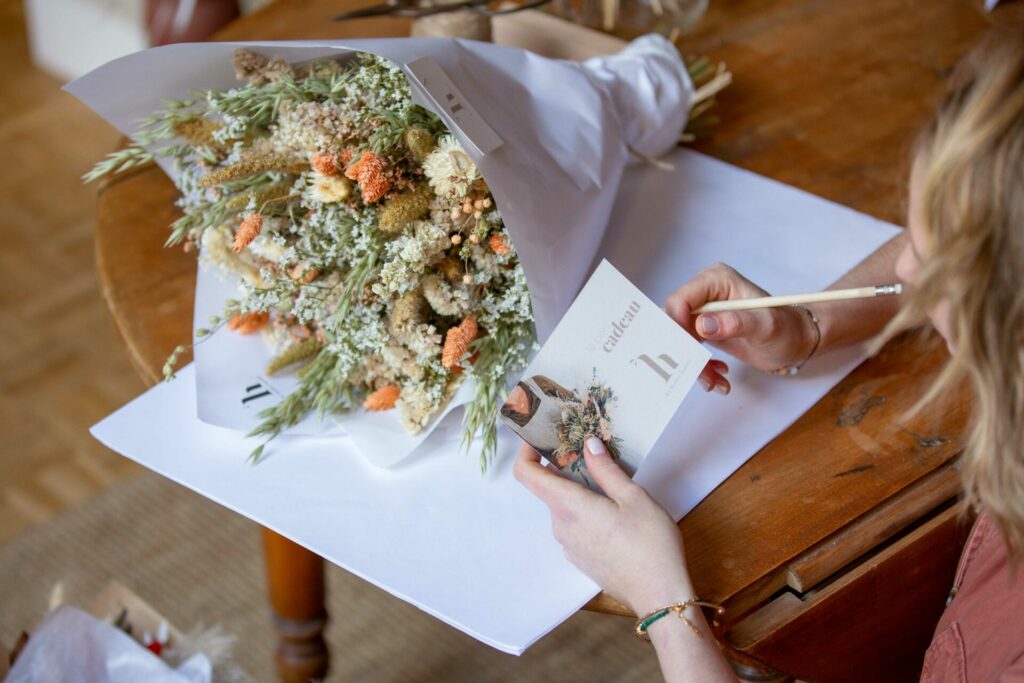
726,502,971,682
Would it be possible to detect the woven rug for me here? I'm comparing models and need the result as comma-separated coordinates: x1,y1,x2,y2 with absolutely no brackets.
0,472,661,682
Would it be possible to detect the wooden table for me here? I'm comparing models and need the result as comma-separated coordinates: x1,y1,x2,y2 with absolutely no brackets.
93,1,1023,681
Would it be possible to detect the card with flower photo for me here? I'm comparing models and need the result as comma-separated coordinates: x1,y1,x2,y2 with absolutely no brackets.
499,260,711,489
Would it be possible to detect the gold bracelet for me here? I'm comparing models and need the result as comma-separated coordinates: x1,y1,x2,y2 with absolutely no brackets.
769,304,821,376
633,598,725,642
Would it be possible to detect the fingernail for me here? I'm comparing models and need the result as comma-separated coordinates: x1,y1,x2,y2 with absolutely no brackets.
700,316,719,336
699,376,713,391
586,436,608,456
714,382,730,395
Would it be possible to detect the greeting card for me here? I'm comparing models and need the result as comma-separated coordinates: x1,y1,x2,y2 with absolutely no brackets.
500,260,711,487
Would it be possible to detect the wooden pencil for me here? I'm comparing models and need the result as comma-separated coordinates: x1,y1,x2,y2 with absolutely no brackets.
693,284,902,314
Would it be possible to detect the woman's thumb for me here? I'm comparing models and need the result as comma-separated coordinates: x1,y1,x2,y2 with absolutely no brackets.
697,311,766,341
583,436,632,500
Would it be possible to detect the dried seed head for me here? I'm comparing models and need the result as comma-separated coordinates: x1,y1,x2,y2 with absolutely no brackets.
441,315,479,368
378,187,431,234
172,118,223,148
199,152,308,188
404,126,437,162
233,214,263,252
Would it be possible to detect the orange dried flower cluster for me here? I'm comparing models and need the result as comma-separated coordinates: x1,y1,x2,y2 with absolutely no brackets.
233,214,263,252
364,383,400,411
227,311,269,334
442,315,479,369
310,153,342,176
488,233,510,255
344,150,390,204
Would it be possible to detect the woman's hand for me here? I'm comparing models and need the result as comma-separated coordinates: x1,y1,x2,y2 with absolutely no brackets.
513,439,693,615
665,262,818,376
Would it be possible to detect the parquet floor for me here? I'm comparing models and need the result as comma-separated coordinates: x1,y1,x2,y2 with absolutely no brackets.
0,0,145,544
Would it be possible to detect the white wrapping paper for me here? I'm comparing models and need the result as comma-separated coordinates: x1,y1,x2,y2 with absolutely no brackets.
4,607,211,683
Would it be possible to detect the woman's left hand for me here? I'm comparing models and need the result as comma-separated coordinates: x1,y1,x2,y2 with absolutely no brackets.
513,438,694,615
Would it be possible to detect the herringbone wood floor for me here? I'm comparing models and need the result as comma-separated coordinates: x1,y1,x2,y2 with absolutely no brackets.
0,0,144,544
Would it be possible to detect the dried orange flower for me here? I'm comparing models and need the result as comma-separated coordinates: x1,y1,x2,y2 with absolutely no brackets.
310,153,341,176
344,150,391,204
233,214,263,253
364,384,400,411
442,315,479,368
289,264,320,283
488,233,510,255
227,311,269,334
459,315,478,341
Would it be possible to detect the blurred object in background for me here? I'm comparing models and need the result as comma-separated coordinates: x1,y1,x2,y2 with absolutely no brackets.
22,0,271,82
4,582,250,683
24,0,149,81
551,0,707,38
332,0,554,41
146,0,240,46
410,0,494,40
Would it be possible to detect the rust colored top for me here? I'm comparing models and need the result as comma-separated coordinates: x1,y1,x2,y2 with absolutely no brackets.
921,512,1024,681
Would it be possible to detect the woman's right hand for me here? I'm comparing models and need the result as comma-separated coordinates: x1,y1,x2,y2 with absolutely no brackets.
665,263,819,375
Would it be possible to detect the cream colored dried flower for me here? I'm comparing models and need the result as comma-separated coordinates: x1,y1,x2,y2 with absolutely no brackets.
307,173,352,204
423,135,480,198
247,233,287,263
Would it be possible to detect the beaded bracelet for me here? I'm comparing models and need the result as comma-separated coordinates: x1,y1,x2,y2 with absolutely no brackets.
633,598,725,642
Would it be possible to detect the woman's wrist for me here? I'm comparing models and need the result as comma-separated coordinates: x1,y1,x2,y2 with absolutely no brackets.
627,571,697,617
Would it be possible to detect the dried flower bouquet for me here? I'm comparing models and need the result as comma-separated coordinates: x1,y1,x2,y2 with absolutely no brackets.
89,50,534,467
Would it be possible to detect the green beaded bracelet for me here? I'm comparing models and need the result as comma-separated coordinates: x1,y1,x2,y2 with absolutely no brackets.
633,598,725,642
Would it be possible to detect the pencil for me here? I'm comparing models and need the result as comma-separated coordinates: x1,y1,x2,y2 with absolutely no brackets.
693,284,903,314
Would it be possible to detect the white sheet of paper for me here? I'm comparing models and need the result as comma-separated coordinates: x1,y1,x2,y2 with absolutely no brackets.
92,148,899,654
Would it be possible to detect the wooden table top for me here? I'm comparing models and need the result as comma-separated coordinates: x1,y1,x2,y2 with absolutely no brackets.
94,0,1020,626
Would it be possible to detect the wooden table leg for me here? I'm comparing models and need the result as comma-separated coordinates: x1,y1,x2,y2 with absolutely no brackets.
263,528,329,682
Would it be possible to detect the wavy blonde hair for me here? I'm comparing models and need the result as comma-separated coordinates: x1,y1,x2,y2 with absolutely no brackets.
874,28,1024,560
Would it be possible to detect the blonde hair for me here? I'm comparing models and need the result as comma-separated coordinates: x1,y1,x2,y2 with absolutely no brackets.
876,28,1024,560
